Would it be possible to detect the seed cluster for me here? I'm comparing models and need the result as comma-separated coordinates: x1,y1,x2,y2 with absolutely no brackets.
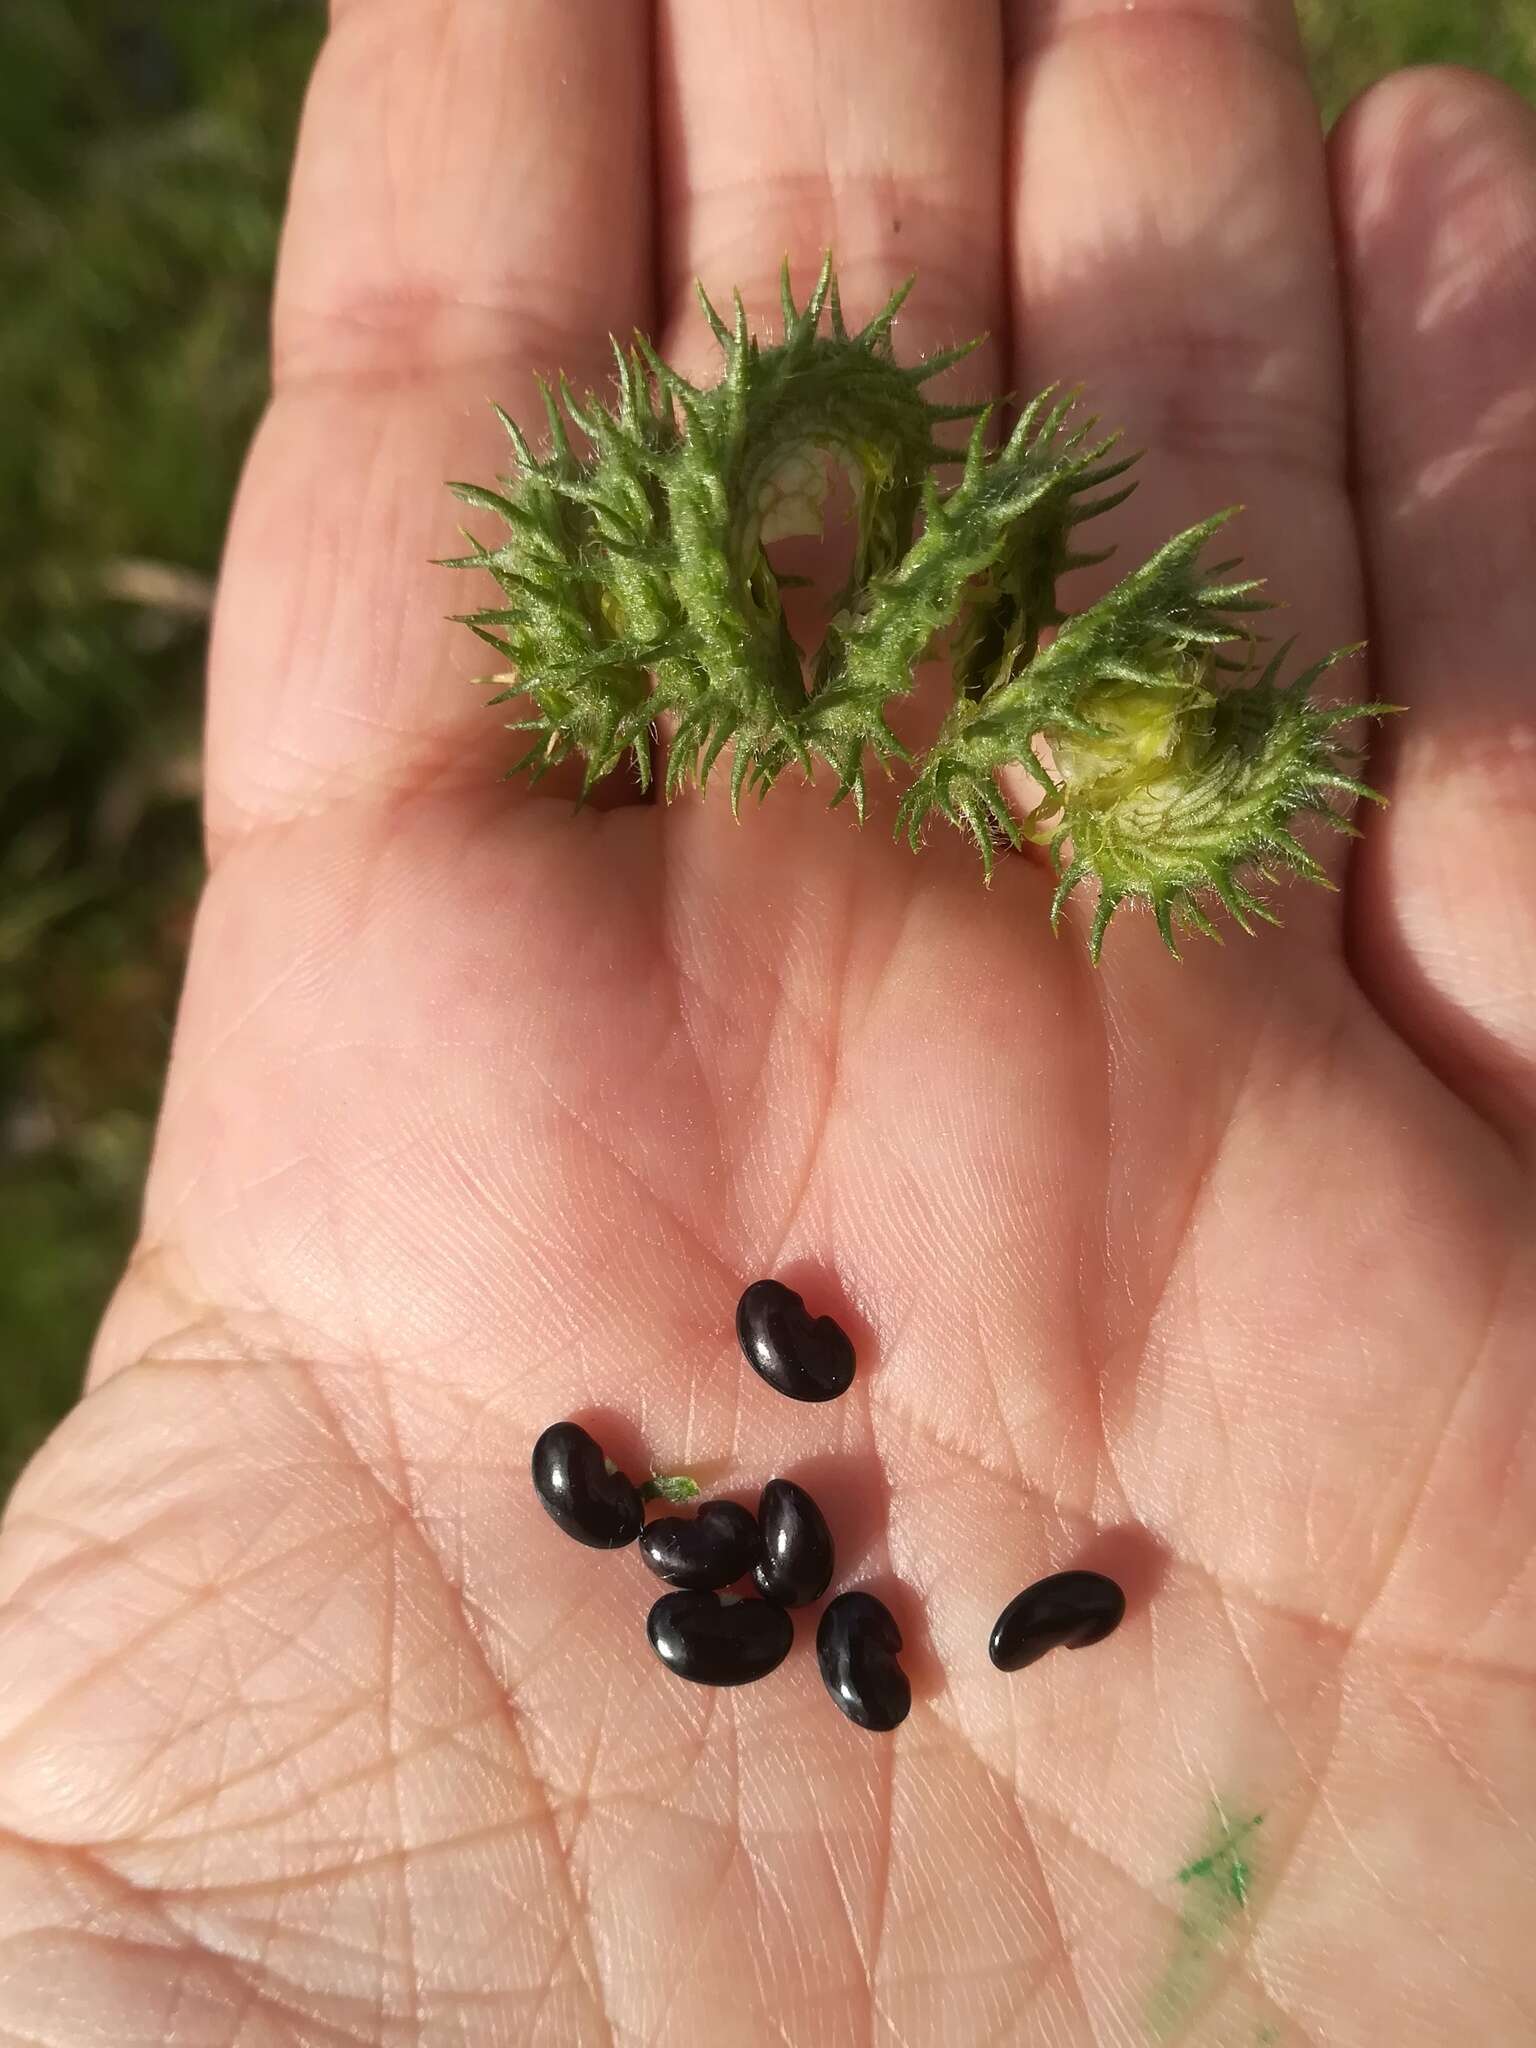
530,1278,1127,1732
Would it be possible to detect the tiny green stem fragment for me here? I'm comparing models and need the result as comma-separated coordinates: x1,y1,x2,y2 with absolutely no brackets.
640,1474,700,1506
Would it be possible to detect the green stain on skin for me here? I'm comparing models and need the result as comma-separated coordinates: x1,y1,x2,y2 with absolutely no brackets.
1176,1810,1262,1906
1147,1805,1266,2040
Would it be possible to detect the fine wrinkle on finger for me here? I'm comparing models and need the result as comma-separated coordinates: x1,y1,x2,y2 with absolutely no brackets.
275,291,638,402
663,191,998,369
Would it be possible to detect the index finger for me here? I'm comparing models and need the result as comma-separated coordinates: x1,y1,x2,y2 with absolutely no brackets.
205,1,654,856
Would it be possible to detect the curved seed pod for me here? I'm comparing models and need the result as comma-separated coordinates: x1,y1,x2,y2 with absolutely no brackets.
451,256,1392,955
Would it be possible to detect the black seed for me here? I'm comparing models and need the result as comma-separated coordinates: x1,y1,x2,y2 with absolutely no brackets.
988,1571,1127,1673
646,1591,795,1687
754,1478,834,1607
736,1279,856,1403
530,1422,643,1549
639,1500,759,1590
816,1591,911,1733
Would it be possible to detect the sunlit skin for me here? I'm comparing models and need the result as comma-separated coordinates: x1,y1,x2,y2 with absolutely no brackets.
2,5,1535,2042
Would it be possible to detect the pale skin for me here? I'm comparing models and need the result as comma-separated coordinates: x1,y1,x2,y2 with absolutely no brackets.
2,2,1534,2041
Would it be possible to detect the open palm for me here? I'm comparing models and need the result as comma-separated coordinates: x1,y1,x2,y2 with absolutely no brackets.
3,5,1534,2043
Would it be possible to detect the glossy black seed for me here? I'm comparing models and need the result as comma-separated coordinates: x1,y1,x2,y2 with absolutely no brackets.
754,1478,834,1607
736,1279,856,1403
639,1500,759,1590
530,1422,643,1549
816,1591,911,1733
646,1592,795,1687
988,1571,1127,1672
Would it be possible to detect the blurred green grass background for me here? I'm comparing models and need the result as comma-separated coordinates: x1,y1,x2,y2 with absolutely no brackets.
2,0,1533,1486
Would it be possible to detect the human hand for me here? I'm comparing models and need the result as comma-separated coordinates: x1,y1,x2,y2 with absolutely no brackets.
2,5,1533,2042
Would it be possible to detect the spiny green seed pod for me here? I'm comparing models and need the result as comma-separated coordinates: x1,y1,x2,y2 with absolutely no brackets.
1046,646,1387,960
447,254,1392,957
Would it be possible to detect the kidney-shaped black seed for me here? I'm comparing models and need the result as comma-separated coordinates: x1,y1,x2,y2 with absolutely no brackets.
754,1477,834,1607
646,1591,794,1687
816,1591,911,1733
988,1571,1126,1673
736,1278,855,1403
530,1422,644,1550
639,1500,759,1590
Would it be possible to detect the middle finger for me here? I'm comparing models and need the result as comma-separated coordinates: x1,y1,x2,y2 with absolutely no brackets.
652,0,1008,816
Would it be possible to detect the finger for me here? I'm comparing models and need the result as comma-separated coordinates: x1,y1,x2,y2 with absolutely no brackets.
658,0,1004,367
653,0,1007,802
204,1,653,855
1004,0,1363,972
1332,67,1536,1137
